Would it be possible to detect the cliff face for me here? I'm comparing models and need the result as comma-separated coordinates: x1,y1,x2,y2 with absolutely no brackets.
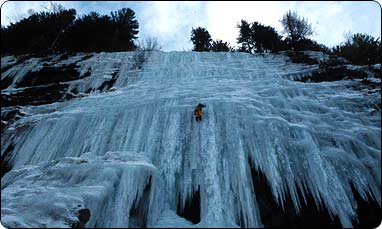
1,51,381,228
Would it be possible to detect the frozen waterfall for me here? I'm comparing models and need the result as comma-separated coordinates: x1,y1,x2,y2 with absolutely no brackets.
1,51,381,228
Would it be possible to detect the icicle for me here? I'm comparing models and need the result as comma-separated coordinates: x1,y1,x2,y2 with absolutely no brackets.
1,51,380,227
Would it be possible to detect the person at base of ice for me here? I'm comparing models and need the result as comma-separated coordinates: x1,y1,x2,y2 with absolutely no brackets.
194,103,206,122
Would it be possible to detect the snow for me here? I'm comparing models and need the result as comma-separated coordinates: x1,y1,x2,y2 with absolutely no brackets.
155,209,194,228
1,51,381,228
0,55,17,68
302,50,330,62
1,57,43,89
1,151,157,228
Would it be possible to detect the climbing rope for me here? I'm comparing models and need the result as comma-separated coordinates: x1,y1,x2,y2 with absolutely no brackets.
204,184,206,229
198,122,206,228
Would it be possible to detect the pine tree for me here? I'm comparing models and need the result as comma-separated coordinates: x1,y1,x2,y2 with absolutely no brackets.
332,33,381,65
236,20,283,53
111,8,139,51
190,27,212,52
1,7,76,54
237,20,253,53
211,40,233,52
251,22,283,53
1,7,140,54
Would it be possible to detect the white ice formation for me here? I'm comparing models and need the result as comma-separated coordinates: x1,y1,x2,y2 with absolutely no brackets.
1,51,380,228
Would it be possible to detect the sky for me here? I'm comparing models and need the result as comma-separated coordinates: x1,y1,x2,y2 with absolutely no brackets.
1,1,381,51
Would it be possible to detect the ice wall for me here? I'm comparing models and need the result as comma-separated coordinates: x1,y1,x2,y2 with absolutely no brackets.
1,51,381,227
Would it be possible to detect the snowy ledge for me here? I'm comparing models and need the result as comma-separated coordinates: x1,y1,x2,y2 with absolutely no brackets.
1,151,157,228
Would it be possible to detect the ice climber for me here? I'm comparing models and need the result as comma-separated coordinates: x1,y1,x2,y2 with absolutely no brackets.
194,103,206,122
